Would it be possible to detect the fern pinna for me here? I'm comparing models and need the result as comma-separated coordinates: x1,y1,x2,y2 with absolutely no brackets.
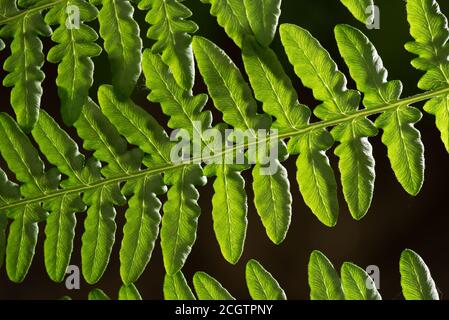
0,0,448,296
85,249,439,300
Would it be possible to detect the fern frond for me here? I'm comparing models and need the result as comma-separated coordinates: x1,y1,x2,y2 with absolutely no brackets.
91,0,142,98
0,168,20,270
335,24,425,196
164,271,196,300
88,288,110,300
98,84,205,276
97,85,172,165
243,0,281,47
193,271,236,300
406,0,449,152
281,24,377,221
88,283,142,300
341,262,382,300
142,51,212,143
161,164,206,275
193,36,294,248
118,283,143,300
340,0,374,24
74,99,143,284
31,111,88,282
308,250,344,300
172,259,286,300
45,0,102,125
201,0,280,48
120,175,165,284
0,2,51,132
310,249,439,300
138,0,198,90
193,36,271,132
204,163,248,264
252,161,291,244
279,26,341,224
200,0,251,48
0,113,60,282
242,40,310,132
400,249,439,300
246,259,286,300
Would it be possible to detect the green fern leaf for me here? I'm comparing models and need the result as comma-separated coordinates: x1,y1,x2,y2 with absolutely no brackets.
280,24,361,118
97,84,171,283
400,249,439,300
0,113,59,197
193,36,271,131
120,175,166,284
252,162,291,244
242,40,310,132
375,108,424,195
193,36,293,243
308,250,344,300
94,0,142,97
242,40,304,239
0,113,61,282
200,0,252,48
74,99,142,284
142,51,213,144
193,36,268,259
97,85,172,165
243,0,281,47
164,271,196,300
80,185,123,285
162,165,206,275
118,283,142,300
341,262,381,300
204,163,248,264
31,111,98,282
6,204,47,283
193,271,235,300
246,259,286,300
0,169,20,269
0,5,51,132
290,130,339,227
98,84,205,275
45,0,102,125
88,288,111,300
0,168,20,208
139,0,198,90
17,1,42,8
332,123,376,220
340,0,374,24
335,24,425,196
281,23,377,221
406,0,449,87
43,194,84,283
406,0,449,152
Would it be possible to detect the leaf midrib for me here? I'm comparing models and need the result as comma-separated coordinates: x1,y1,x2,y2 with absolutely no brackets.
1,86,449,213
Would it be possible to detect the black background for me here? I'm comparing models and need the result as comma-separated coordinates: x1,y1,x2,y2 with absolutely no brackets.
0,0,449,300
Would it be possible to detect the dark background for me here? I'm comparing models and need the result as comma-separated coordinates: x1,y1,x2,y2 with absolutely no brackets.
0,0,449,300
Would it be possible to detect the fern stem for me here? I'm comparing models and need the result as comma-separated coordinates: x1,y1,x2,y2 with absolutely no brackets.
0,0,66,25
1,85,449,212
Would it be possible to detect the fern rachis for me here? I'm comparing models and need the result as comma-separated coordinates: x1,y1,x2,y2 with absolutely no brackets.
0,0,448,300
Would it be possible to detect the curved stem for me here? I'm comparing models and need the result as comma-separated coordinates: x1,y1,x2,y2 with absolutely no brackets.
0,0,66,25
1,86,449,212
